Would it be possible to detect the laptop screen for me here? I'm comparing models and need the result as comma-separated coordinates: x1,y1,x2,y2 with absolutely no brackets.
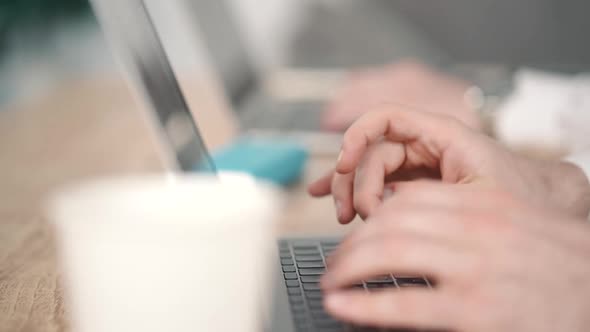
185,0,261,110
90,0,216,173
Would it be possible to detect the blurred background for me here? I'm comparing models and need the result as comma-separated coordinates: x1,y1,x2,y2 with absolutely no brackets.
2,0,590,210
2,0,590,108
1,2,590,330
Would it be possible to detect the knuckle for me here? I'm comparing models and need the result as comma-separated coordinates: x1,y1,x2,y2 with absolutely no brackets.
340,139,357,158
479,193,520,233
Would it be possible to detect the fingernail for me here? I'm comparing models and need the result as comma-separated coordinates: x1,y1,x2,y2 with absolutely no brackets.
337,150,343,164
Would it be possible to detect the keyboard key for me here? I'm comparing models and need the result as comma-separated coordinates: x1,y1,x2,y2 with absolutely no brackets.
284,272,298,280
282,266,296,273
315,320,342,329
288,288,302,296
293,249,320,255
366,280,394,286
297,261,325,269
305,290,323,299
314,317,340,327
395,277,428,287
295,321,310,330
352,326,380,332
303,283,321,291
280,252,292,259
291,303,306,314
295,323,310,332
301,275,322,283
366,283,392,290
365,275,393,284
295,255,323,262
316,328,343,332
289,295,304,304
292,312,307,323
293,245,318,251
294,323,309,331
398,283,427,288
286,280,300,288
394,275,426,281
299,267,325,275
307,299,324,309
278,241,289,249
292,313,307,320
281,258,294,266
311,310,332,320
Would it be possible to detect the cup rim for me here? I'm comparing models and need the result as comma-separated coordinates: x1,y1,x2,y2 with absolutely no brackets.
46,172,281,230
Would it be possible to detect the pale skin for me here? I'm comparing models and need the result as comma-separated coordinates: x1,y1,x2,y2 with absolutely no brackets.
308,107,590,330
309,107,590,222
321,183,590,331
321,60,482,131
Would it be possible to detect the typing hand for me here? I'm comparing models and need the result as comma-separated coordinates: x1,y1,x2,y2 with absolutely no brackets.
309,106,590,223
321,183,590,331
321,60,482,132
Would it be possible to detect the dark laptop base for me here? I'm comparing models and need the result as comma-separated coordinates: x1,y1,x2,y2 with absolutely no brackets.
271,237,430,332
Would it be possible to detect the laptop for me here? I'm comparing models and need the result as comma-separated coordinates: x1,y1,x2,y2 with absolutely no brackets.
184,0,327,134
89,1,430,331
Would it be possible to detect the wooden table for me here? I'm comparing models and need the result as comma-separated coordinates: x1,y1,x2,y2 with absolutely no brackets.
0,76,355,332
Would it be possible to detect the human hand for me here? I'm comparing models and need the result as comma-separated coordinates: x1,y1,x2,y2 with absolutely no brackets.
309,106,590,222
321,60,482,131
321,183,590,331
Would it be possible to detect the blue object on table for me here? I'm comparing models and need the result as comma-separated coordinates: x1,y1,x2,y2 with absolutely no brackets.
195,138,309,186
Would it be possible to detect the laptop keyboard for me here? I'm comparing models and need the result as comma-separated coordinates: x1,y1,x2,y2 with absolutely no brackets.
279,239,432,332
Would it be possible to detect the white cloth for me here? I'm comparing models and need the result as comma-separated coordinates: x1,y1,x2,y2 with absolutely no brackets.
500,70,590,180
495,69,590,152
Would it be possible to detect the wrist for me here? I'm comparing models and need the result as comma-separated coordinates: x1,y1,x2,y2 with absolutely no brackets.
544,161,590,219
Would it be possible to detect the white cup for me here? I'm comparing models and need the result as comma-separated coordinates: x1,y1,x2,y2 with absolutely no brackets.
47,173,281,332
